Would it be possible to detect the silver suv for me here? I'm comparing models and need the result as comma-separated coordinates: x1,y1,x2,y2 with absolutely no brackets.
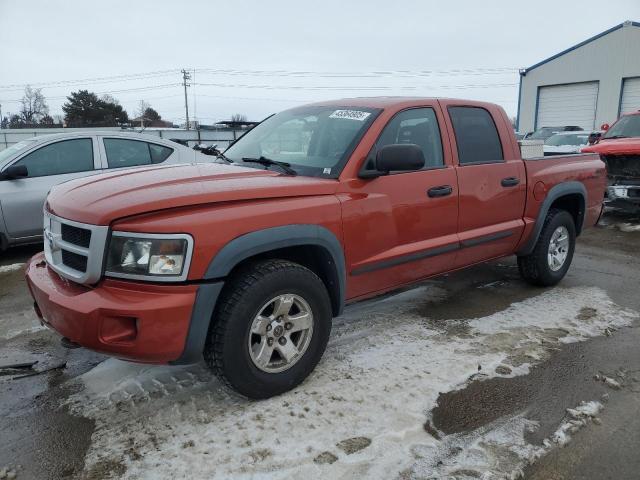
0,131,203,250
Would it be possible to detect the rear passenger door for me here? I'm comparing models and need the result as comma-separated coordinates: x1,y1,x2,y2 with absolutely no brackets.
441,102,526,267
99,137,175,170
0,137,99,239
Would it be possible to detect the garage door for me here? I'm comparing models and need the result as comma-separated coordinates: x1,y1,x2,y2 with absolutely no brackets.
536,82,599,131
620,77,640,115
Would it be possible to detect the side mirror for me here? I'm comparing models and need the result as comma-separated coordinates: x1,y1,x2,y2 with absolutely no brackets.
360,144,425,179
0,165,28,180
600,123,610,131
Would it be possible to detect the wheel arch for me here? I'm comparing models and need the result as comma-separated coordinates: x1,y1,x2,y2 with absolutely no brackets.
170,225,346,366
204,224,346,316
517,181,586,256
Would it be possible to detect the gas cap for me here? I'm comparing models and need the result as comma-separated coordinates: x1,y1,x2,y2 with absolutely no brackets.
533,181,547,201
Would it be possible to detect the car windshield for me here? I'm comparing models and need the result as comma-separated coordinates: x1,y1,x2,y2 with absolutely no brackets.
545,134,590,147
528,128,559,140
604,114,640,139
0,139,38,164
224,106,380,177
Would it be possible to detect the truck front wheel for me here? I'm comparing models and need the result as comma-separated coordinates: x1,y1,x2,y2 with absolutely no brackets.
204,259,332,399
517,208,576,287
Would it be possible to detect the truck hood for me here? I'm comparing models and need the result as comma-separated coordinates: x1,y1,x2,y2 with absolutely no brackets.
47,162,338,225
582,137,640,155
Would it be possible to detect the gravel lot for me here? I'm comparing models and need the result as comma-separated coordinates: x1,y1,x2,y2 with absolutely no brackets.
1,212,639,480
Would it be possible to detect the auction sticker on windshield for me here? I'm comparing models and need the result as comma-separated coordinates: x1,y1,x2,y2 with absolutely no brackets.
329,110,371,121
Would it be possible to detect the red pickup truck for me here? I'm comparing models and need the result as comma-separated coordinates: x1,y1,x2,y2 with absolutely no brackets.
25,98,606,398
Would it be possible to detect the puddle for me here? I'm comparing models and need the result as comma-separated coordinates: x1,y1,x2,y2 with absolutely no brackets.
430,325,640,444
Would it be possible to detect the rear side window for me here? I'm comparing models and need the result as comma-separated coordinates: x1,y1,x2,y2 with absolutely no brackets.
149,143,174,163
448,107,504,165
376,108,444,169
15,138,94,177
104,138,174,168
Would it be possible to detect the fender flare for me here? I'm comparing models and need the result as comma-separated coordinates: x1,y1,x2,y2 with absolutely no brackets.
171,225,346,365
517,181,587,256
205,224,345,307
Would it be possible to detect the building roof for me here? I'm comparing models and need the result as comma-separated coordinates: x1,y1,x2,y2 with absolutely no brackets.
522,20,640,75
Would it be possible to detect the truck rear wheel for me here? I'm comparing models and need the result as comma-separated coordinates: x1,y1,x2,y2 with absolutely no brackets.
204,259,332,399
517,208,576,287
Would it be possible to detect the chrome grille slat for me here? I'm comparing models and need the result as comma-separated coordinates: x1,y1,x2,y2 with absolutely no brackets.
44,211,109,285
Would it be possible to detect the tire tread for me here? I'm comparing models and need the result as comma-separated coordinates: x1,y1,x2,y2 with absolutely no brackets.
203,259,326,395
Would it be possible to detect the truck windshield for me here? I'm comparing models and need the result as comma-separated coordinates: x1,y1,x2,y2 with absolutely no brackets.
224,106,380,177
603,114,640,139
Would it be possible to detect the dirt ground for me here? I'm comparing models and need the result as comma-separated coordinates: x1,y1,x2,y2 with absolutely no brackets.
0,212,639,479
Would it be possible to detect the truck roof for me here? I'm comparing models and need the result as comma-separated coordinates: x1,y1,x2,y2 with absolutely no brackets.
304,96,499,110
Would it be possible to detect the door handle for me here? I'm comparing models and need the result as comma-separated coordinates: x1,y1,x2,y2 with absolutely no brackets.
501,177,520,187
427,185,453,198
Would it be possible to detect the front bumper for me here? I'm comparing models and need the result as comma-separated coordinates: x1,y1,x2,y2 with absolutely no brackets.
607,185,640,203
606,185,640,212
25,252,200,364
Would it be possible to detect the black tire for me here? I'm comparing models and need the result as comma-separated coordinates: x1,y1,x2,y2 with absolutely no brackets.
204,259,332,399
518,208,576,287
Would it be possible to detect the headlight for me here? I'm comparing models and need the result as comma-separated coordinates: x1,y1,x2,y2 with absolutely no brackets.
105,232,193,281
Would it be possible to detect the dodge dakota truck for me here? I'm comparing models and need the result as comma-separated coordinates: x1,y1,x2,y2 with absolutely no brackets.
583,110,640,213
25,98,606,399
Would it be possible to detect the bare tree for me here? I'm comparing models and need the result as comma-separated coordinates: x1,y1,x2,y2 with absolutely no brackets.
19,85,49,125
230,113,247,123
136,100,151,127
101,94,120,105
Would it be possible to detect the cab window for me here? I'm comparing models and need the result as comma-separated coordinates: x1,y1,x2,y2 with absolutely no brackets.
448,107,504,165
376,108,444,170
14,138,94,177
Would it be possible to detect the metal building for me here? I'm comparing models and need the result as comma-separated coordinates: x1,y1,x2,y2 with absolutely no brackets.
517,20,640,134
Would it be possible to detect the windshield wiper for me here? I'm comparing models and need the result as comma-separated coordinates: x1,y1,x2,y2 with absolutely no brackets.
241,156,297,175
216,152,233,163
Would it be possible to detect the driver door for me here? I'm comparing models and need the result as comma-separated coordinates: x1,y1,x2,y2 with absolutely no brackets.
340,105,460,299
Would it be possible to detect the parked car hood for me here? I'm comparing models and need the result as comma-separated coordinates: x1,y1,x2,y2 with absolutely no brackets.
47,162,338,225
544,145,583,155
582,137,640,155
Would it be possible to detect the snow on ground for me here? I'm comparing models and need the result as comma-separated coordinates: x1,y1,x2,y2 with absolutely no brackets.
616,223,640,233
0,263,24,274
69,286,636,479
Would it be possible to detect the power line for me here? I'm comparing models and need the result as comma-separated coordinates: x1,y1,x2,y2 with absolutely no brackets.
192,82,518,91
194,67,518,79
1,83,181,103
0,69,181,91
0,66,518,91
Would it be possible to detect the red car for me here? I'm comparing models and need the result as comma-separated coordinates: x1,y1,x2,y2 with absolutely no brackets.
26,98,606,398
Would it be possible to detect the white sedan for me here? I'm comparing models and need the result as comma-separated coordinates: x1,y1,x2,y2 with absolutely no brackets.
0,131,209,250
543,131,592,156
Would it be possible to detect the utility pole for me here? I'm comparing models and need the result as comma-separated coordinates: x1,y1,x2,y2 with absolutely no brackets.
181,69,191,130
0,103,2,129
139,100,144,128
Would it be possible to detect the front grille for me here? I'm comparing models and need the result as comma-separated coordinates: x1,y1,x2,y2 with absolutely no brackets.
61,223,92,248
44,212,109,284
62,250,88,273
602,154,640,178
